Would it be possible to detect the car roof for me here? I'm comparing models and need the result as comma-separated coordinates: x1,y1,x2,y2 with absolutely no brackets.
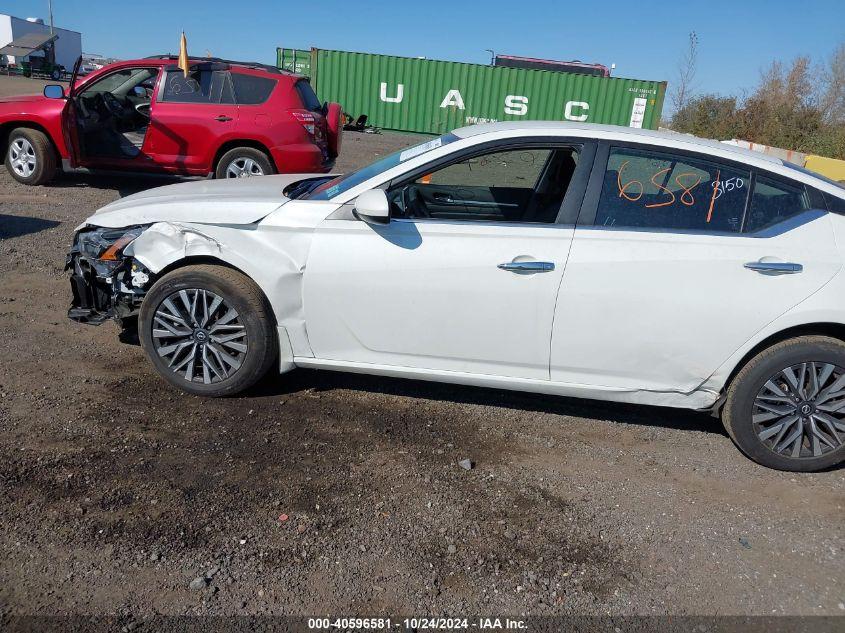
116,56,301,78
451,121,845,198
452,120,783,166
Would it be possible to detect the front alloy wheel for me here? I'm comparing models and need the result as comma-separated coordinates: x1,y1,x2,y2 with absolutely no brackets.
4,127,57,185
8,137,37,179
139,265,277,397
152,288,248,385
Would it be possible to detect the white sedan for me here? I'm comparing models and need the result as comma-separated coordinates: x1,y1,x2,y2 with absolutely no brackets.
66,121,845,472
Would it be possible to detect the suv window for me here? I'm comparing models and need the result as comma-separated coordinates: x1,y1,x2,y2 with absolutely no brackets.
389,146,578,223
231,73,276,105
295,79,322,112
745,176,809,232
159,69,234,104
80,67,158,98
596,147,750,232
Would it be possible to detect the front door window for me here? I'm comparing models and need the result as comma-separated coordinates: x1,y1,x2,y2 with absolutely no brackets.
389,146,580,224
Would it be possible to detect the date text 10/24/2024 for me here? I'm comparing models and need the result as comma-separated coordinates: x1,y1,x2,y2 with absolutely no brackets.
307,617,527,630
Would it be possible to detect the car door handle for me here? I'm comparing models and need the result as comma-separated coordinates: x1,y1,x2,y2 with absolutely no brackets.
744,261,803,274
498,261,555,273
214,115,233,122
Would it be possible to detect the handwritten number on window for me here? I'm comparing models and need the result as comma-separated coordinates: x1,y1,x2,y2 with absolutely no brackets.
674,172,703,207
616,160,643,201
644,167,675,208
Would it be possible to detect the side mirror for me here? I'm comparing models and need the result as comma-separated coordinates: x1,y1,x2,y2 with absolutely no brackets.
43,84,65,99
354,189,390,225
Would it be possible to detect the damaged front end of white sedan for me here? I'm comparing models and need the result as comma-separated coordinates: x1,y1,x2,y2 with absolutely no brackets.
66,222,230,333
67,224,152,329
65,174,330,373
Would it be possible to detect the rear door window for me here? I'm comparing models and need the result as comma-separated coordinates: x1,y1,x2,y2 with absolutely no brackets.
231,73,277,105
159,69,234,104
744,176,810,232
595,147,750,232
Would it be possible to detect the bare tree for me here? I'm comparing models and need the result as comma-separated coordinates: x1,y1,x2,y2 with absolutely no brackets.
671,32,699,114
818,42,845,124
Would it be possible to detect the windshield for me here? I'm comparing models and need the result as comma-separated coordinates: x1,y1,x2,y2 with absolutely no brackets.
303,133,460,200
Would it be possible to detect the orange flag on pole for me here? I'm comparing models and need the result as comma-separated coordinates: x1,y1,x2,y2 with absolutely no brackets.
177,31,189,78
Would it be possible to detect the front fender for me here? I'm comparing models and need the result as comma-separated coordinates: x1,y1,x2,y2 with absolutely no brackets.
124,221,315,358
0,101,69,158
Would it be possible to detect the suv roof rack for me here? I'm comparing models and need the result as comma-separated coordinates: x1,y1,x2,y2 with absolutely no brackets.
145,54,291,75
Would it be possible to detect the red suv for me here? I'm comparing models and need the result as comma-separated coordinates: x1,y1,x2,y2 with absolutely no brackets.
0,55,342,185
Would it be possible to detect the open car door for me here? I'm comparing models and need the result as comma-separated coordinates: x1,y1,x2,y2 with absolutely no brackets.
60,56,83,168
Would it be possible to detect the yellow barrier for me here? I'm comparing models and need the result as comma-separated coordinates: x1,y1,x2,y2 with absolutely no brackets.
804,154,845,183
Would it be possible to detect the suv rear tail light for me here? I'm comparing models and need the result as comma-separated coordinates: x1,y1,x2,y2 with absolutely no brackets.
290,110,316,136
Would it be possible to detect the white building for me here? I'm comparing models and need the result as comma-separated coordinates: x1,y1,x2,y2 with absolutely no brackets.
0,13,82,69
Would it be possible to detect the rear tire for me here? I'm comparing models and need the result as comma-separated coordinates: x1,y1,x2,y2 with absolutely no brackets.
4,127,56,185
722,336,845,471
215,147,275,179
139,265,277,397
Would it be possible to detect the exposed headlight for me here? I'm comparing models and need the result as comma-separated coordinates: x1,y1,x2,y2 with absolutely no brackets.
77,226,146,261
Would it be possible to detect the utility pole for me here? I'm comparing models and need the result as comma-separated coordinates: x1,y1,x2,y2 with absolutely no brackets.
485,49,495,65
48,0,54,34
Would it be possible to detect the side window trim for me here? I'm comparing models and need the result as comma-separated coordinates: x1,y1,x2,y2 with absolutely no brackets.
577,141,754,234
386,137,593,226
739,172,757,232
575,140,609,226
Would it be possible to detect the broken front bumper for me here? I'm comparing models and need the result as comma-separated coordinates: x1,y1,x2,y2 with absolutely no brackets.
65,228,152,325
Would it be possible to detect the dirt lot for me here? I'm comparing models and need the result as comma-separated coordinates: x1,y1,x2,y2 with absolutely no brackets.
0,75,843,623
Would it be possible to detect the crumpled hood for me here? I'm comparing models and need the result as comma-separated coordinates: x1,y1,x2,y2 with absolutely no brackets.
83,173,325,229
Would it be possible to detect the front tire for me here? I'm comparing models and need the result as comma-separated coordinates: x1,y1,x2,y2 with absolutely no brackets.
215,147,275,179
139,265,277,397
723,336,845,471
4,127,56,185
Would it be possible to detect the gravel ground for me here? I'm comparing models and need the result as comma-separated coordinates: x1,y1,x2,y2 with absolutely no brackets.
0,75,843,621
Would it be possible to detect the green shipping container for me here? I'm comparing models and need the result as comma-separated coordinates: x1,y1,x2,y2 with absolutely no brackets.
276,48,312,77
277,47,667,134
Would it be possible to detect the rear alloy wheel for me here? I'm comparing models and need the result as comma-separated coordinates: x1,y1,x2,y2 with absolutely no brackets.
723,336,845,471
4,128,56,185
753,363,844,460
139,265,277,397
215,147,275,179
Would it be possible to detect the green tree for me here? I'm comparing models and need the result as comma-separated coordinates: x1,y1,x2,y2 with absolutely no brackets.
671,95,741,140
669,46,845,159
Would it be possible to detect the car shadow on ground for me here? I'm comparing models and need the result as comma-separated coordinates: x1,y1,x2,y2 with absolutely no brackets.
0,214,61,239
248,367,726,437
